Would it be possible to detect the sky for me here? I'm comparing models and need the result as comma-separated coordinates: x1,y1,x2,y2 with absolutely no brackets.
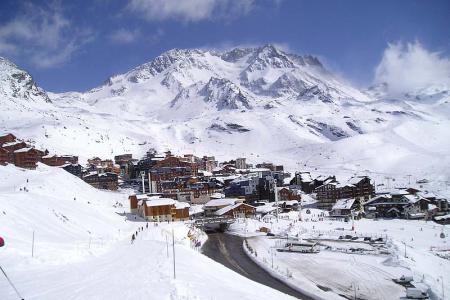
0,0,449,93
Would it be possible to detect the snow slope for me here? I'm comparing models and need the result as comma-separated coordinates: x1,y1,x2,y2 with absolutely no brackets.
0,164,297,300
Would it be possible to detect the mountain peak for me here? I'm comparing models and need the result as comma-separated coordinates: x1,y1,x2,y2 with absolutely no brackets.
0,57,51,103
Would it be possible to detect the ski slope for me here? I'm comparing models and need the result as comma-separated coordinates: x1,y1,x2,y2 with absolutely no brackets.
0,164,296,300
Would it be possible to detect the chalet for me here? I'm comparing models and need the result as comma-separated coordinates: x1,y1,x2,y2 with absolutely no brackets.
129,194,149,214
114,154,133,165
136,197,190,222
203,198,242,216
314,180,341,210
0,147,9,165
278,187,301,201
0,133,16,145
418,192,449,213
363,194,406,218
292,172,314,193
62,163,83,178
42,155,78,166
403,195,430,219
13,147,40,169
2,141,27,155
330,198,361,218
214,203,256,218
315,176,374,210
83,172,118,190
363,190,432,219
174,202,190,221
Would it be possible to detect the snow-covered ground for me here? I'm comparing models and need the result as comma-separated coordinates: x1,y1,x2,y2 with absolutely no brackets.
229,210,449,300
0,164,297,300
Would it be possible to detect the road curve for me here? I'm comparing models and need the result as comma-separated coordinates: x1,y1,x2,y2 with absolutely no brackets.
202,233,313,300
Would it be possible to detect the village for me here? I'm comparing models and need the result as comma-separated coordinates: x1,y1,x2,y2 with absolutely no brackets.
2,133,448,226
1,132,449,300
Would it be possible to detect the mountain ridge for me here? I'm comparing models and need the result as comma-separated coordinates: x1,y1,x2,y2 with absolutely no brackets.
0,45,449,189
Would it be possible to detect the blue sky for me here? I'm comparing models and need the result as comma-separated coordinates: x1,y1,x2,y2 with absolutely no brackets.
0,0,449,92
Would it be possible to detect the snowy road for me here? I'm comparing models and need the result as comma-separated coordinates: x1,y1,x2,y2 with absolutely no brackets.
202,233,312,300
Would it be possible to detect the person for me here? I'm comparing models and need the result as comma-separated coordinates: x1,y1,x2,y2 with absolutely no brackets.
146,223,148,229
131,234,135,244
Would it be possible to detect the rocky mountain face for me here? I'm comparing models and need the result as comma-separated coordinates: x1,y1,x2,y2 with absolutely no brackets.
0,57,50,103
0,45,449,182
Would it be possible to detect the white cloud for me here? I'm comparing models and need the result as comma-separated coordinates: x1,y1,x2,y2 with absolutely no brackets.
0,3,94,68
127,0,255,22
109,28,141,44
374,41,450,95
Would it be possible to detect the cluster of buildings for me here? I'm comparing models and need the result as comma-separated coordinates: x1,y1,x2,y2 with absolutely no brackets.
0,133,78,169
291,171,449,221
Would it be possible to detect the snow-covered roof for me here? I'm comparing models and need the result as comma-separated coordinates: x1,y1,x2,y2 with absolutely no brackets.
210,192,224,199
256,203,277,214
347,176,368,185
390,189,410,196
175,202,190,209
214,203,255,216
2,141,23,147
204,198,239,207
332,198,355,210
13,147,33,153
298,172,313,182
136,194,149,200
144,198,176,207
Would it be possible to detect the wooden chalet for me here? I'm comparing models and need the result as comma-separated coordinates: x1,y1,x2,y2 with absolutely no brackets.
13,147,41,169
0,133,16,145
278,187,301,201
203,198,242,216
114,154,133,166
83,172,118,190
136,197,190,222
315,176,374,210
330,198,361,218
42,155,78,166
2,141,27,156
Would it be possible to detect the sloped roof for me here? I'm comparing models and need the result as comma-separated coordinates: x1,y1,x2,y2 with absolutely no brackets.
204,198,239,207
332,198,356,210
214,203,255,216
144,198,176,207
13,147,33,153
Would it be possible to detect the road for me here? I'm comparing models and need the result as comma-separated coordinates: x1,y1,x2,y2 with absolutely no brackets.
202,233,313,300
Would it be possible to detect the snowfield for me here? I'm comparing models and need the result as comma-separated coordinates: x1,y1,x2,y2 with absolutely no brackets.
0,165,297,300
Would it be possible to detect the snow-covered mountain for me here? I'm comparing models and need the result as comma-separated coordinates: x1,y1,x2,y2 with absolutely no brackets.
0,45,449,188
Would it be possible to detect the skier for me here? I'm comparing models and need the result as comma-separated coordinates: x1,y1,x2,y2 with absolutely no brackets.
131,234,135,244
146,223,148,229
